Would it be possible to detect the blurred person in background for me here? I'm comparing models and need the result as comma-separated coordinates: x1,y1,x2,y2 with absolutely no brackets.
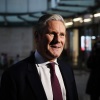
14,54,20,64
0,53,8,69
86,36,100,100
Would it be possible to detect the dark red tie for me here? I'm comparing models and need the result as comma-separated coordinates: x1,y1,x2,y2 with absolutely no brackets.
49,62,63,100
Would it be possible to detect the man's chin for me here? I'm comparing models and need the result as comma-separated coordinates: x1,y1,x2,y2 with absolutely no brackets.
50,53,61,58
45,51,61,59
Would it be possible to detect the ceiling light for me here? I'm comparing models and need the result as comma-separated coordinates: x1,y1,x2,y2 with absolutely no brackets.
73,17,82,22
65,22,73,26
91,36,96,39
94,13,100,17
84,18,91,22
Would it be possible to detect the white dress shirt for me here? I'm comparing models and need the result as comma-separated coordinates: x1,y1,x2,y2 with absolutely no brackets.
35,51,66,100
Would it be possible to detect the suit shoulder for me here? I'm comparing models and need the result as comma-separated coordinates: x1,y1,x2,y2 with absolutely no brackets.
58,59,72,66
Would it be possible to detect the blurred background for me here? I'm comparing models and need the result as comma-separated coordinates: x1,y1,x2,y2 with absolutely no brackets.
0,0,100,100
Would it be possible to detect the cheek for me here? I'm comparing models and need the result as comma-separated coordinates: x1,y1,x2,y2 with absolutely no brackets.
43,35,52,44
63,39,66,45
40,37,49,49
38,35,47,43
38,35,52,49
60,38,65,46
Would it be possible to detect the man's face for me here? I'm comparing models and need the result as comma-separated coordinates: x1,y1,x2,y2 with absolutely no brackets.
36,20,66,61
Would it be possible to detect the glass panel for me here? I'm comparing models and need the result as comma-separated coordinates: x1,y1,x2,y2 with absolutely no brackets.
0,16,5,21
6,16,23,22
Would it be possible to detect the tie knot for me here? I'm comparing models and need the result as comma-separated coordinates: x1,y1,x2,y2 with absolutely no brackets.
49,62,55,66
49,62,55,69
48,62,55,75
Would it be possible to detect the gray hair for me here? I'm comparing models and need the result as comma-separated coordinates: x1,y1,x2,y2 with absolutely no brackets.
35,14,65,37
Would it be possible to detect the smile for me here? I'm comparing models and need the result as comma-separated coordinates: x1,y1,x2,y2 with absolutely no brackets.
51,45,61,48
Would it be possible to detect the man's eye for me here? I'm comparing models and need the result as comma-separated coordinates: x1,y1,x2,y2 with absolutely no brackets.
49,33,54,36
60,33,65,36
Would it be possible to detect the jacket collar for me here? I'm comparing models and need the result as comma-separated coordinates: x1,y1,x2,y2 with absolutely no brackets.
26,53,47,100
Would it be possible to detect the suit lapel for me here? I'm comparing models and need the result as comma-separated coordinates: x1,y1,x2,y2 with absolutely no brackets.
26,55,47,100
58,59,75,100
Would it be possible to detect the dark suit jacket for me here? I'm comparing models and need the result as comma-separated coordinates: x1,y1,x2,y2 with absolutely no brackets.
0,54,78,100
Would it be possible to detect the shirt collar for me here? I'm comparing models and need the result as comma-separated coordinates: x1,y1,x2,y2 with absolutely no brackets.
35,50,58,65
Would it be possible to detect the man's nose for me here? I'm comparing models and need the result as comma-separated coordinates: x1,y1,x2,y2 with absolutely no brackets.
53,34,60,42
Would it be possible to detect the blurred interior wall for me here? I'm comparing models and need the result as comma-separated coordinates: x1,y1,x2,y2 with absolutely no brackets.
0,27,36,60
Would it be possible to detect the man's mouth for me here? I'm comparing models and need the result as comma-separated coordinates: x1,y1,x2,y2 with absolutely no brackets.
51,45,61,48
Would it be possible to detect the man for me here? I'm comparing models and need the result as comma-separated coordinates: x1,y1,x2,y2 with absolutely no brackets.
0,14,78,100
